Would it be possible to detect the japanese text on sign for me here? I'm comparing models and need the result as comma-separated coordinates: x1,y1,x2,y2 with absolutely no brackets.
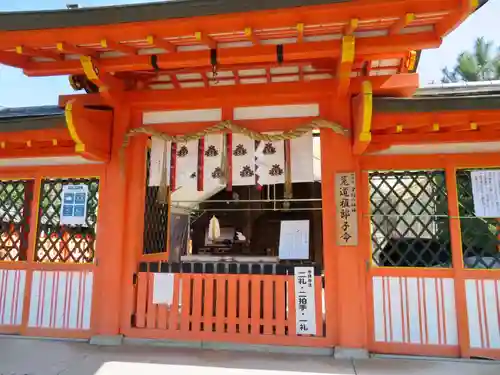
471,170,500,218
60,184,89,226
294,266,317,335
335,172,358,246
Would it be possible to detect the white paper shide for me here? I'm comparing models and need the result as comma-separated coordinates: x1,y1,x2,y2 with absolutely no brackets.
294,266,317,335
60,184,89,226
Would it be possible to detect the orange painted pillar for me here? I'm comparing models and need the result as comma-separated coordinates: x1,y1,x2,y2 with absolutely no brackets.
120,132,148,332
320,95,368,356
92,105,131,341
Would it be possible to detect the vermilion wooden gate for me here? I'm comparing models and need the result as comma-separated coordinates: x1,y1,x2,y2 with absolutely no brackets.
0,165,103,338
126,261,329,347
362,154,500,360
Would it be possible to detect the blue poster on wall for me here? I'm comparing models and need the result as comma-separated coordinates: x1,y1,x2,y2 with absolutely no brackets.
60,184,89,226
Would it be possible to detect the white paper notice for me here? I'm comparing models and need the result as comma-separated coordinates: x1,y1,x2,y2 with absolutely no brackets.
471,170,500,218
294,267,317,335
278,220,310,260
60,184,89,226
152,273,175,305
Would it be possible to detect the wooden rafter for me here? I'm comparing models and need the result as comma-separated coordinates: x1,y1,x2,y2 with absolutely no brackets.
435,0,479,36
16,45,62,61
244,28,260,45
194,32,216,49
0,0,471,56
21,33,441,77
59,74,419,109
352,81,373,155
389,13,416,35
146,35,176,53
337,35,355,97
56,42,98,57
344,19,359,36
0,50,30,68
100,39,138,55
296,23,304,43
80,55,125,102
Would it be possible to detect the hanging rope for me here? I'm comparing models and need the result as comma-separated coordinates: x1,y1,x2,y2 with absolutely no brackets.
120,118,349,183
123,118,348,148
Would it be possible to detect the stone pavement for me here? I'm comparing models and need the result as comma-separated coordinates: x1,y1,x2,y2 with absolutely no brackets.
0,337,499,375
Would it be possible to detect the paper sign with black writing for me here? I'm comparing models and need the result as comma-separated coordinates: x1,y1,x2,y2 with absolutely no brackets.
335,172,358,246
294,266,317,335
471,170,500,218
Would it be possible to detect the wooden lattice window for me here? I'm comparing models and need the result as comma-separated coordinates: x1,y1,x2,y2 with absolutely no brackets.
0,179,34,261
35,178,100,263
369,170,451,268
143,147,169,254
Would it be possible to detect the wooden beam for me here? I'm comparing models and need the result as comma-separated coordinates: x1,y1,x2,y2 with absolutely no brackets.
0,0,461,51
194,32,216,49
64,98,113,161
58,73,419,110
435,0,478,36
352,81,373,155
16,45,62,61
80,55,125,103
296,23,305,43
23,32,441,77
0,50,31,68
146,35,176,53
388,13,415,35
344,18,359,36
56,42,98,57
100,39,138,55
244,28,260,45
337,35,355,97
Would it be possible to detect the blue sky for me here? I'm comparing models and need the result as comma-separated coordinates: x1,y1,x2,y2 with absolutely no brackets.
0,0,499,108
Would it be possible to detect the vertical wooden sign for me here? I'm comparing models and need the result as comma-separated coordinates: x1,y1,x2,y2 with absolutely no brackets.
335,172,358,246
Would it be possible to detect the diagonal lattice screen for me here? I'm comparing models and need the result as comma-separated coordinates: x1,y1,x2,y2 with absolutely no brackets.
457,169,500,269
369,170,451,267
35,178,100,263
0,180,34,261
143,146,169,254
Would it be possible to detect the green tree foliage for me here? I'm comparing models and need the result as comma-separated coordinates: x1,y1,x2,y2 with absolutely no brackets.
442,37,500,83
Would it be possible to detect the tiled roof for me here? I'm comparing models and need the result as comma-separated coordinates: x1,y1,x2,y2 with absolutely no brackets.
0,105,63,120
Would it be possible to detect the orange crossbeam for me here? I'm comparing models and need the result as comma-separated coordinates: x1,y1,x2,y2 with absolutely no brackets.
101,39,138,55
146,35,176,53
16,45,62,61
344,19,359,35
244,28,260,45
22,33,441,77
194,32,216,49
296,23,305,43
56,42,98,57
389,13,415,35
0,50,30,68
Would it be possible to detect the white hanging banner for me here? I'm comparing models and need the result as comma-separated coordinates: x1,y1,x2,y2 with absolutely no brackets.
175,140,198,190
294,267,317,336
60,184,89,226
152,273,175,305
149,137,171,187
471,170,500,218
203,134,225,191
290,132,314,183
232,134,255,186
256,139,285,185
